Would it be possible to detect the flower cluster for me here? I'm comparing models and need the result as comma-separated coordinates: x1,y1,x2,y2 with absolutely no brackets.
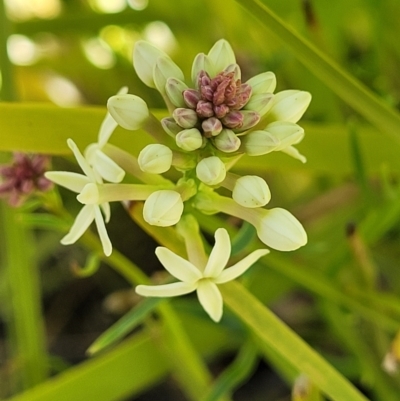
0,153,53,206
45,39,311,321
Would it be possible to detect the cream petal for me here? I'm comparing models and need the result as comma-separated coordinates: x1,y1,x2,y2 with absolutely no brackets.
45,171,90,193
269,90,312,123
256,208,308,251
94,206,112,256
281,146,307,163
100,202,111,223
136,281,197,297
207,39,236,77
204,228,231,277
98,112,118,147
133,40,168,88
155,247,203,282
61,204,95,245
153,55,185,96
215,249,269,283
67,139,96,181
94,150,125,183
196,280,223,322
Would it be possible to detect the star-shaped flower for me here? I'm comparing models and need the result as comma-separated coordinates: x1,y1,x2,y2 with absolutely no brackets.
45,139,112,256
135,228,269,322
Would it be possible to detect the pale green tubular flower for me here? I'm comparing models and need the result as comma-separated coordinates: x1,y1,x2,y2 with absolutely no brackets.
136,227,269,322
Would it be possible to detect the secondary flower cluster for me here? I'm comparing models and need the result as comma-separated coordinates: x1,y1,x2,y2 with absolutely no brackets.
44,39,311,321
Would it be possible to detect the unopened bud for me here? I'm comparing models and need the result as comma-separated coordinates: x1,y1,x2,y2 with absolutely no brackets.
246,71,277,94
265,121,305,150
196,100,214,118
268,90,312,123
161,117,181,137
143,190,184,227
183,89,201,109
207,39,236,78
107,94,149,130
154,55,185,96
173,108,198,129
244,93,274,116
221,111,244,129
242,130,279,156
176,128,203,151
196,156,226,185
202,117,223,137
237,110,261,132
213,129,241,153
191,53,213,85
138,144,173,174
232,176,271,208
165,78,188,108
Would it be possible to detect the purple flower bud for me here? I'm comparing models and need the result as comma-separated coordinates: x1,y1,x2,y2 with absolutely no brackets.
196,100,214,118
172,108,199,129
221,111,244,129
202,117,223,138
183,89,201,109
238,111,261,132
214,104,230,119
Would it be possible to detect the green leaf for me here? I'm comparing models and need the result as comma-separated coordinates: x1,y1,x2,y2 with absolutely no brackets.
87,298,164,355
221,281,370,401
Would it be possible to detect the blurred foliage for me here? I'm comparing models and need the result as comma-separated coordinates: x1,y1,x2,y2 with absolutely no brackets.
1,0,400,401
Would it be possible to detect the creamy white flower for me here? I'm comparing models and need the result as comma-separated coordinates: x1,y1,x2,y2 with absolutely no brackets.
136,228,269,322
45,139,112,256
85,87,128,183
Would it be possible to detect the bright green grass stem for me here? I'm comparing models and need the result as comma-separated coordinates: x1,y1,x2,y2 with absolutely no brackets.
0,204,48,391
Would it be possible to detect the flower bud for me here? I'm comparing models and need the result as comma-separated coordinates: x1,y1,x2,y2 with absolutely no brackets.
246,72,276,95
138,144,173,174
143,190,184,226
224,63,241,80
244,93,274,116
183,89,201,109
236,110,261,132
255,208,307,251
213,129,241,153
221,111,244,129
165,78,188,108
268,90,312,123
196,156,226,186
175,128,203,151
242,130,279,156
207,39,236,77
191,52,213,85
232,176,271,208
154,55,185,96
161,117,181,137
107,94,149,130
133,40,167,88
202,117,223,137
265,121,305,150
173,108,198,129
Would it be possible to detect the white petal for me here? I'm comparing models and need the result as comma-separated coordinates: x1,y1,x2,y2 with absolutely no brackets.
61,204,95,245
207,39,236,77
45,171,90,193
94,206,112,256
155,247,202,282
153,55,185,96
94,150,125,183
107,94,149,131
100,202,111,223
67,139,96,181
136,281,197,297
133,40,168,88
196,280,223,322
281,146,307,163
204,228,231,277
215,249,269,283
98,112,118,147
256,208,308,251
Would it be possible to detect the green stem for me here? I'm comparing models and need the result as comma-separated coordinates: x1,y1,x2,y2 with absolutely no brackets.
0,203,48,391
